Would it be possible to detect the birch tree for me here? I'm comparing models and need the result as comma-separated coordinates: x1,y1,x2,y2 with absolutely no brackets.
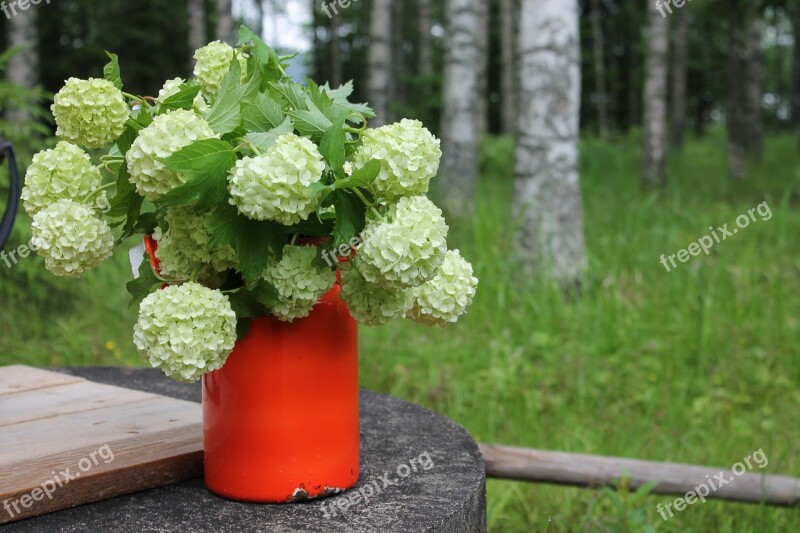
368,0,392,126
670,7,688,150
500,0,517,135
216,0,234,43
590,0,609,139
418,0,433,77
439,0,480,215
513,0,586,284
6,2,38,125
188,0,206,70
641,2,669,185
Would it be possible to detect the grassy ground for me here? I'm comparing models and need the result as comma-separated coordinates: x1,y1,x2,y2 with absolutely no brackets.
1,130,798,531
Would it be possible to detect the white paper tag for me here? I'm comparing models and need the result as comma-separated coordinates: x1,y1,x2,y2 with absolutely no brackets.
129,244,145,278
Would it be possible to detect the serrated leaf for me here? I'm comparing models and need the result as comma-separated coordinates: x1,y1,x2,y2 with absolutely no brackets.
289,97,332,141
322,80,354,100
157,139,237,210
207,58,242,134
208,203,286,286
241,92,286,132
320,113,346,172
332,190,366,248
270,80,308,111
238,26,283,86
103,51,122,90
159,84,201,112
334,159,381,190
107,164,137,218
126,258,162,310
245,117,294,151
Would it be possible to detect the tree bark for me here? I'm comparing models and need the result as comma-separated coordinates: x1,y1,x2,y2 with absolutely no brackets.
476,0,490,136
6,2,38,125
590,0,609,139
641,2,669,185
670,6,688,150
727,20,747,179
627,0,641,131
390,0,405,120
792,3,800,127
500,0,517,135
330,11,343,87
418,0,433,76
216,0,234,43
368,0,392,126
188,0,206,71
439,0,481,216
513,0,586,285
745,15,764,161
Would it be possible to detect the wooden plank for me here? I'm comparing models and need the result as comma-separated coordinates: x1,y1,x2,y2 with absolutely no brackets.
479,443,800,506
0,365,204,524
0,366,83,396
0,381,159,427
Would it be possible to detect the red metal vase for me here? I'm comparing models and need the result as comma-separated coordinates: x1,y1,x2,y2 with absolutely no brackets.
201,284,360,502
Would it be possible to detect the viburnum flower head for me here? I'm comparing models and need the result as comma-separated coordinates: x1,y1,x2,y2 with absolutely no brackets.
193,41,249,96
228,133,326,225
262,245,337,322
353,119,442,201
340,268,411,326
30,199,114,278
126,109,217,200
133,283,237,383
407,250,478,326
357,196,449,289
21,142,105,216
153,207,237,281
52,78,129,148
157,77,209,113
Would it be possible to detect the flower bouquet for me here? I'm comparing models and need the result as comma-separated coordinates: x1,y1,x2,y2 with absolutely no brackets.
24,28,478,501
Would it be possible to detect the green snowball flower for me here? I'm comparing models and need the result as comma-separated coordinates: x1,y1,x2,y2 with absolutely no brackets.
153,207,237,281
30,199,114,278
192,41,248,96
340,267,411,326
126,109,217,200
133,283,237,383
157,77,209,113
407,250,478,326
52,78,129,148
228,133,326,225
21,142,105,216
357,196,449,289
353,119,441,201
262,245,337,322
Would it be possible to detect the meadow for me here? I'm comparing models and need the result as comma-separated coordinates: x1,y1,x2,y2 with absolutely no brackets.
1,130,798,531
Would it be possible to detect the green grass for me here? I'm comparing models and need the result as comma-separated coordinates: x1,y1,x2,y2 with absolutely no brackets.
2,130,799,531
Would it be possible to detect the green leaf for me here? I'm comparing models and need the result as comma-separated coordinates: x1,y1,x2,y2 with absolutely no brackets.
107,164,137,218
332,190,366,248
270,80,308,111
238,26,283,85
157,139,237,210
126,258,162,310
319,113,347,172
245,117,293,151
103,51,122,90
334,159,381,190
241,92,286,132
321,80,376,119
207,58,242,134
289,97,332,141
208,203,286,286
159,84,201,112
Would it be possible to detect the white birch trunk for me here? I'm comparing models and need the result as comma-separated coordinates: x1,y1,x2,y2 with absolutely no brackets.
188,0,206,70
6,4,38,125
216,0,234,43
368,0,392,127
642,2,669,185
439,0,480,215
512,0,586,284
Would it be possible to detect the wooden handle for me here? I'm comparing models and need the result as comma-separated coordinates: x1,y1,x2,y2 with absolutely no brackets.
479,443,800,506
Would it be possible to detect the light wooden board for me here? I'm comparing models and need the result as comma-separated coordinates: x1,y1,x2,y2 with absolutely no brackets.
0,365,203,524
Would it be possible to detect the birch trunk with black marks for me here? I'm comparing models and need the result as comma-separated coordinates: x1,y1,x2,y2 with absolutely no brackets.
6,2,38,125
368,0,392,127
727,20,747,179
216,0,234,43
188,0,206,71
512,0,586,285
476,0,490,137
499,0,517,135
641,2,669,185
670,6,688,150
330,11,343,88
439,0,481,216
418,0,433,77
745,15,764,162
